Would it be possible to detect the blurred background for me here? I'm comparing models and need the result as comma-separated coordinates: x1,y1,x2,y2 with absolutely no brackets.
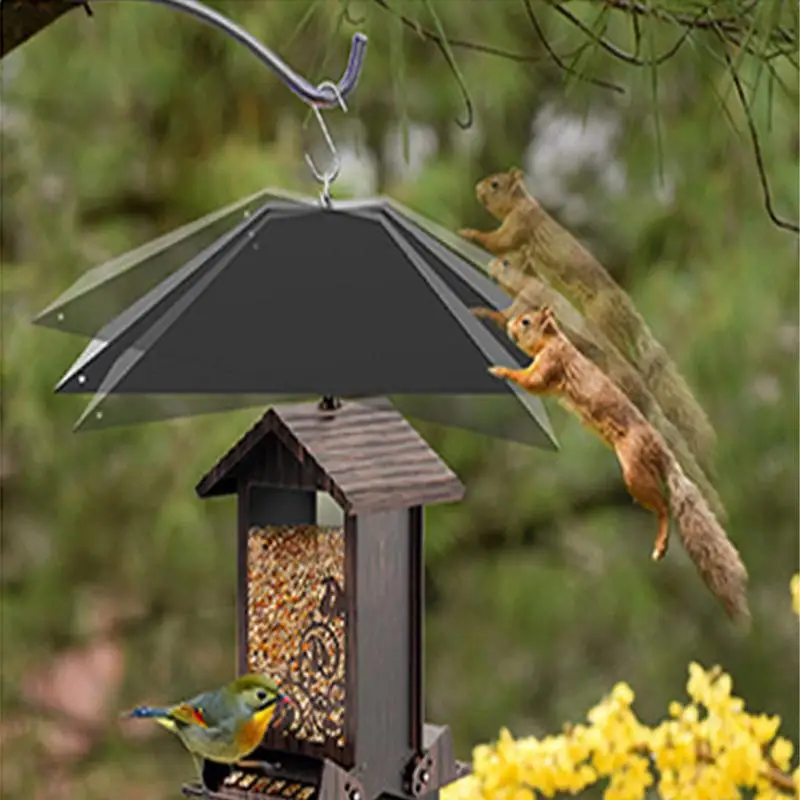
1,1,798,798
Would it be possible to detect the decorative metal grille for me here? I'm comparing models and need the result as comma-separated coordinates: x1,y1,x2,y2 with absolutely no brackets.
247,526,347,748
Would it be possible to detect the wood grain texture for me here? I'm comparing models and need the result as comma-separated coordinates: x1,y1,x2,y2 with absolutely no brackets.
236,485,249,677
408,507,424,754
196,399,465,514
353,510,415,798
343,514,358,768
1,0,79,59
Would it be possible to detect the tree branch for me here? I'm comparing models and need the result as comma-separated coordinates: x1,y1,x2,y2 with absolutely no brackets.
714,30,800,234
0,0,82,59
550,1,720,67
521,0,625,92
371,0,574,65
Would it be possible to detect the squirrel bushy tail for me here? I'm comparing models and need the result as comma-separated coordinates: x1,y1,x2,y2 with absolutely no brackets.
642,342,717,471
659,453,749,622
532,247,718,470
650,405,726,522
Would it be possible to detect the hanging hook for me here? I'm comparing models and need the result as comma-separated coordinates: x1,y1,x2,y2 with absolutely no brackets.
74,0,367,108
304,80,348,207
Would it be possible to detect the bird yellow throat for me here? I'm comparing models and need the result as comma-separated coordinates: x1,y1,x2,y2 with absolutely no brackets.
237,706,277,754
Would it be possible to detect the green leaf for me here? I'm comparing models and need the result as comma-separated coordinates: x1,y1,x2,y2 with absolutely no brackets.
421,0,472,129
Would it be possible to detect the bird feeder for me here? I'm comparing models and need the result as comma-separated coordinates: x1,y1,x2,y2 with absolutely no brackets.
28,6,557,796
189,397,471,800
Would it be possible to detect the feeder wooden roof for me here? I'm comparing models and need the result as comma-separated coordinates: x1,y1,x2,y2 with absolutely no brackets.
196,399,465,514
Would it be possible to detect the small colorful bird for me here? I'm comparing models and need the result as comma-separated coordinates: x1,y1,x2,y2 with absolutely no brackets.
123,673,287,789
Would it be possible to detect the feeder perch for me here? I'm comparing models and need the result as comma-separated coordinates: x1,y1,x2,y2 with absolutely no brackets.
190,397,471,800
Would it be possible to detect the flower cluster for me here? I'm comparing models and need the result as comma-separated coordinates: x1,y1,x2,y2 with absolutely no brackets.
442,577,800,800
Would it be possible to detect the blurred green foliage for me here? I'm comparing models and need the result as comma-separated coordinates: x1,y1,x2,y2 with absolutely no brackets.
1,1,797,798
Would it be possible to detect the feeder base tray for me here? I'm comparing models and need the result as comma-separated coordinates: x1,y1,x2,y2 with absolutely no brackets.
182,774,317,799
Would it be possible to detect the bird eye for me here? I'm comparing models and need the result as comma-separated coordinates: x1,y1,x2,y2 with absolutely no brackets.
256,690,268,701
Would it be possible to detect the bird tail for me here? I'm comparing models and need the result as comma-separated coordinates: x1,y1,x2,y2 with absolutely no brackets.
661,454,750,624
122,705,180,733
124,705,170,720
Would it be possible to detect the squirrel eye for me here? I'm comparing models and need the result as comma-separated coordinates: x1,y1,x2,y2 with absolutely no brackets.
520,317,530,327
490,179,499,190
501,259,510,268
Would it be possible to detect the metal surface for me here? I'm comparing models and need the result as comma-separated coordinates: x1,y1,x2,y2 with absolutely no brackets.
42,197,557,447
304,80,348,206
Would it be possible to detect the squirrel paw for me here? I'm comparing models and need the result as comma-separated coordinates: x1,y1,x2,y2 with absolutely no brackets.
488,366,510,379
651,543,668,562
459,228,481,242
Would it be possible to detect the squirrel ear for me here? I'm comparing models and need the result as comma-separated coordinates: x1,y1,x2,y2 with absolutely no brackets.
539,306,558,334
510,167,524,181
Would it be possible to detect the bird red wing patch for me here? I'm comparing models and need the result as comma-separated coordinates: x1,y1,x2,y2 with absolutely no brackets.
170,703,210,728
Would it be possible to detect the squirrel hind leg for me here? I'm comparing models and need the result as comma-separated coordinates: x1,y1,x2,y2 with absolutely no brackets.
616,434,671,561
651,513,670,562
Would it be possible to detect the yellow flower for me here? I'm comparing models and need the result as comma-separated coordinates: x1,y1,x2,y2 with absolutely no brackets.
770,737,795,772
445,663,798,800
687,662,713,705
611,682,635,707
681,704,700,725
751,714,782,745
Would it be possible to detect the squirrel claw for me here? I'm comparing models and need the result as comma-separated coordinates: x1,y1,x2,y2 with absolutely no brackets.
488,366,507,379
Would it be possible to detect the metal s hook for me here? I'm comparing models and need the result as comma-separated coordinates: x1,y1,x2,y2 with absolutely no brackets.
304,80,348,207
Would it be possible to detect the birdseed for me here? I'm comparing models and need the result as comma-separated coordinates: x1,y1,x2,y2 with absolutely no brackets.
247,525,346,748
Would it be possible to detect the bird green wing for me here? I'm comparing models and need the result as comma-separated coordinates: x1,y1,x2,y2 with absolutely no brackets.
167,701,212,729
176,689,236,730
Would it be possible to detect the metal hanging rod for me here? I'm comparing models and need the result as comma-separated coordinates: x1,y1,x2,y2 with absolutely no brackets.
74,0,368,108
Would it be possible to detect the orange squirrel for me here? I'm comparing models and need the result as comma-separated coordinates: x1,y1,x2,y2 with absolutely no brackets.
487,306,749,622
472,251,726,521
460,168,717,473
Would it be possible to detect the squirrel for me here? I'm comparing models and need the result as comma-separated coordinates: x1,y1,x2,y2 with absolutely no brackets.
459,168,717,474
471,250,726,521
486,306,749,622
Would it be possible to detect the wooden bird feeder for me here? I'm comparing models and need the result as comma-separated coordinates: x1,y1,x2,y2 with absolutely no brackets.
188,397,471,800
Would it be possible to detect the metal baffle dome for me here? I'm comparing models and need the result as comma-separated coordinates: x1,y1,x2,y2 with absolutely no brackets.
38,194,557,448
